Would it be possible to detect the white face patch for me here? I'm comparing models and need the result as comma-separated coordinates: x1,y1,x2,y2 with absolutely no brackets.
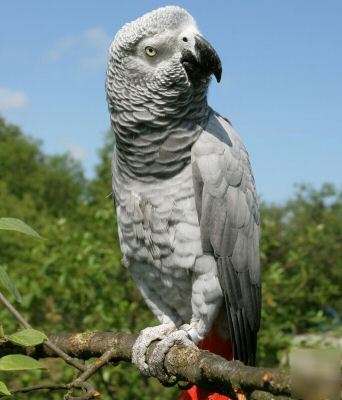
108,6,202,88
178,26,199,53
124,23,199,81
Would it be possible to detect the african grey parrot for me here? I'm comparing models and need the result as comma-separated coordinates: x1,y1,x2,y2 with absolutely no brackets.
106,5,261,393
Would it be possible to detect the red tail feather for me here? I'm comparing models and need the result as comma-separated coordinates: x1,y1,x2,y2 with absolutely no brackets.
180,327,233,400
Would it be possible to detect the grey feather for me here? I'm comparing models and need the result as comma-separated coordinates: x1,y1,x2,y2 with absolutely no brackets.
206,114,232,147
192,110,261,366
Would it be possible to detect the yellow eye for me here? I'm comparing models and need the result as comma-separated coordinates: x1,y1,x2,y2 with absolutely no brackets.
145,46,157,57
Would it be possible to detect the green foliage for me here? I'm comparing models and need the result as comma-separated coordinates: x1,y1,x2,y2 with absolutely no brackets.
0,118,85,220
258,183,341,365
0,355,45,371
0,218,42,239
89,129,115,202
0,219,48,396
0,266,22,303
0,381,11,396
0,116,340,398
7,329,47,348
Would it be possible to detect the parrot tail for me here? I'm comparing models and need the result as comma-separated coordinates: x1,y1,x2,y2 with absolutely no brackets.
179,326,233,400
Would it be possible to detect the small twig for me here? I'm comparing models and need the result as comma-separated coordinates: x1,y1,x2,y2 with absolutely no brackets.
65,382,100,400
10,378,100,400
0,290,102,399
74,348,117,384
11,383,69,394
0,290,86,372
11,382,100,400
65,348,116,400
0,291,29,328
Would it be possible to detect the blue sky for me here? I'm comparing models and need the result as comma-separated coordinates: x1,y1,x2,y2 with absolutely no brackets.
1,0,341,203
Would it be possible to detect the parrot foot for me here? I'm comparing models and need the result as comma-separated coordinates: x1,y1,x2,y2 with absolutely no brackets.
132,322,176,376
148,329,196,384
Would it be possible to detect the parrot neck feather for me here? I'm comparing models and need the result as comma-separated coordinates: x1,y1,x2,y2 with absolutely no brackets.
108,76,210,180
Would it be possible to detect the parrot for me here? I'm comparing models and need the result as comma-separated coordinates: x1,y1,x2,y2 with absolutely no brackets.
106,6,261,400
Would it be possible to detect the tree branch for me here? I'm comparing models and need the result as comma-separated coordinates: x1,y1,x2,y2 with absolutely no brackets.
0,291,86,372
0,331,292,399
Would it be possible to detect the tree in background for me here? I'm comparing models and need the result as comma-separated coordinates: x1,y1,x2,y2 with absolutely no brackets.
260,183,341,365
0,116,340,399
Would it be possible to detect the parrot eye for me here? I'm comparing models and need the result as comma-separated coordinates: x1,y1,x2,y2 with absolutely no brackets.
145,46,157,57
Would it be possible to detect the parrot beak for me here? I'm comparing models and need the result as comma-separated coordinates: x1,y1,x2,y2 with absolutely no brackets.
181,34,222,83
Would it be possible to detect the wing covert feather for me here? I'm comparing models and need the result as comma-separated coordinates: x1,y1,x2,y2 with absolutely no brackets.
192,112,261,366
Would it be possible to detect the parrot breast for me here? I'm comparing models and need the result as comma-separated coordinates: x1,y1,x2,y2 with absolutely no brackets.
113,161,203,322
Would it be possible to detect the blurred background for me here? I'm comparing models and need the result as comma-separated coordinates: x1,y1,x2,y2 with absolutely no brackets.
0,1,341,399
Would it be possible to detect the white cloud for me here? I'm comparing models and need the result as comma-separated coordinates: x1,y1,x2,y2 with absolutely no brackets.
47,27,112,69
64,140,87,161
47,35,79,62
0,88,28,112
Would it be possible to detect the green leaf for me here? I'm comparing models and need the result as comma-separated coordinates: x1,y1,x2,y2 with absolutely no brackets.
0,267,22,303
7,329,47,347
0,381,11,396
0,218,43,239
0,355,45,371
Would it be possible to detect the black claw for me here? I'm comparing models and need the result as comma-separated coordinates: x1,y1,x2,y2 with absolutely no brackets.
160,375,178,387
178,381,194,390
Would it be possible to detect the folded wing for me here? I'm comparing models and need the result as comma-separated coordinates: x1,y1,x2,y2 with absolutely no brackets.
192,111,261,365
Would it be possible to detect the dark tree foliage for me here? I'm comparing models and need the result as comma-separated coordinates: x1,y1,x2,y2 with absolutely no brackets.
259,184,341,365
0,117,85,220
0,117,340,399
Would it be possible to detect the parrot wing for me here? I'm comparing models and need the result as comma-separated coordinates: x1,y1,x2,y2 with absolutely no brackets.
192,111,261,366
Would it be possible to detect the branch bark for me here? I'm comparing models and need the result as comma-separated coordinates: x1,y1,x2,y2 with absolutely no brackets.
0,331,292,399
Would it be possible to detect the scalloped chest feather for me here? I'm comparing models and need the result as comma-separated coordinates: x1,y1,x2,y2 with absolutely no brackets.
112,160,202,271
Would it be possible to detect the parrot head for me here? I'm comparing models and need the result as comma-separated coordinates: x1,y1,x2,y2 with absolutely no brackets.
107,6,222,92
106,6,222,176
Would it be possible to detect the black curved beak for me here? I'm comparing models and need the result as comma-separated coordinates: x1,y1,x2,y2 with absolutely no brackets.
181,34,222,83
